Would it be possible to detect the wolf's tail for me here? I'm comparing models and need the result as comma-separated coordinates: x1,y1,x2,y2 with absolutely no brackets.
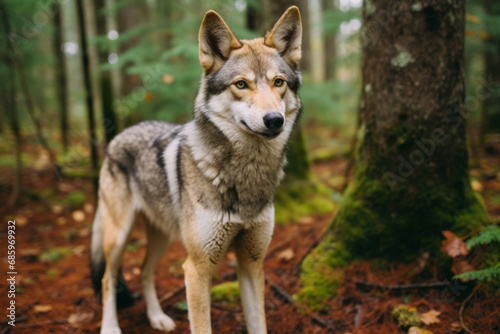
90,205,135,309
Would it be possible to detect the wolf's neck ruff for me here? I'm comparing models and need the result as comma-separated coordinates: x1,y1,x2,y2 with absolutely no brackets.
180,96,301,219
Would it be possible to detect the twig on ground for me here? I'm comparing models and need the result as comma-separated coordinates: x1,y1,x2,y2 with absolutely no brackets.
18,301,39,316
211,303,236,312
459,285,478,334
159,285,186,305
354,304,363,329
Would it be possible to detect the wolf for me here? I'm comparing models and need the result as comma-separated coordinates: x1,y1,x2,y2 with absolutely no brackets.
90,6,303,334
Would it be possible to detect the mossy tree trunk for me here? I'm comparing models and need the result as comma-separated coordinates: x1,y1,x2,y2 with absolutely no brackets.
482,0,500,142
299,0,489,310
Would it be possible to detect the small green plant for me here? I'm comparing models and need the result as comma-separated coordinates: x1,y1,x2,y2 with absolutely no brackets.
40,247,71,262
455,225,500,281
63,190,86,210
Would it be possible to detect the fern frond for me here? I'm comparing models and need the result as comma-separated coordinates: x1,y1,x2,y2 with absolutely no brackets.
466,225,500,249
454,263,500,281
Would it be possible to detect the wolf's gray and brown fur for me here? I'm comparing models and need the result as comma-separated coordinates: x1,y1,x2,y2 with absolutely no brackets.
91,6,303,334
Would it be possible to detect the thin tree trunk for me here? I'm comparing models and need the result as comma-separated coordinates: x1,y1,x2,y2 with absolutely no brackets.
53,1,70,153
309,0,324,82
117,0,148,126
96,0,118,143
0,76,5,135
299,0,489,310
246,0,259,32
3,36,21,208
6,69,21,209
298,0,311,72
322,0,336,79
76,0,99,194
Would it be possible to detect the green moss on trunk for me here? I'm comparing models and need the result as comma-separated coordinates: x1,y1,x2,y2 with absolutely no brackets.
283,126,311,181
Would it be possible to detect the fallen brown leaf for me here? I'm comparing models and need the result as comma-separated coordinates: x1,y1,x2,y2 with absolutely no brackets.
441,231,468,258
420,309,441,325
34,305,53,313
449,321,462,333
408,327,434,334
72,210,85,222
471,180,483,192
297,216,314,225
278,248,295,262
68,312,94,326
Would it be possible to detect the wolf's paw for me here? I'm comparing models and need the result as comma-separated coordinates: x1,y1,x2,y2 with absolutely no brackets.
100,326,122,334
148,312,176,332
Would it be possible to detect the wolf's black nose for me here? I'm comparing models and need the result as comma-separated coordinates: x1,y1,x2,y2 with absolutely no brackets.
263,112,284,131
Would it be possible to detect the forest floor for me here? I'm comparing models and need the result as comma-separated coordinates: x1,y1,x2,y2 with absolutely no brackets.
0,133,499,334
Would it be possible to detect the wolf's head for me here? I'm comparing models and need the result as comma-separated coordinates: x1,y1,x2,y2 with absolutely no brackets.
195,6,302,141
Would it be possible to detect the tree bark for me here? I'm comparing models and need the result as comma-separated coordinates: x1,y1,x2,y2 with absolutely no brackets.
482,0,500,144
322,0,335,79
6,62,21,208
117,0,148,126
76,0,99,194
299,0,489,310
53,1,70,153
96,0,118,144
2,21,21,208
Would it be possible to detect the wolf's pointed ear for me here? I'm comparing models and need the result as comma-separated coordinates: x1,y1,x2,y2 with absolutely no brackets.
264,6,302,67
199,10,242,73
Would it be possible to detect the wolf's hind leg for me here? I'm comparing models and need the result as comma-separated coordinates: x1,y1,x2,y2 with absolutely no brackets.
100,194,136,334
142,219,176,331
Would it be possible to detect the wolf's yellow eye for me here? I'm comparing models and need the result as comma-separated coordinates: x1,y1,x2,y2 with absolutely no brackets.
274,78,284,87
235,80,248,89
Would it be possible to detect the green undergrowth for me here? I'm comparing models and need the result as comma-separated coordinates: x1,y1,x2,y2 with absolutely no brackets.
455,225,500,288
210,281,240,306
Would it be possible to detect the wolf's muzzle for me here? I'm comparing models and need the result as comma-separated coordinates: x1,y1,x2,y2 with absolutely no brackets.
263,112,284,132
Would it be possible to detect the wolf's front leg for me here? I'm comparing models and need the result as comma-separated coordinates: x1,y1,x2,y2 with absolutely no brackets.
235,220,274,334
183,256,213,334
